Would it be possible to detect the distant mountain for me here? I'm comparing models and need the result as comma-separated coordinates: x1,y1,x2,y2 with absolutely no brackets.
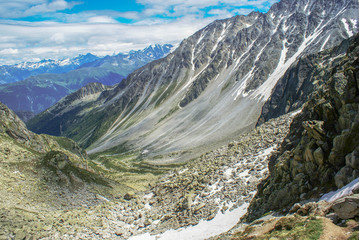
28,0,359,164
0,53,100,84
0,44,173,116
81,44,174,76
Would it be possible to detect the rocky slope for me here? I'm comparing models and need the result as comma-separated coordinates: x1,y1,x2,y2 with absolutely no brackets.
0,102,114,239
0,44,173,116
1,104,297,240
28,0,359,165
246,32,359,221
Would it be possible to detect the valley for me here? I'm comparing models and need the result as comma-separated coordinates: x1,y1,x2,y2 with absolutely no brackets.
0,0,359,239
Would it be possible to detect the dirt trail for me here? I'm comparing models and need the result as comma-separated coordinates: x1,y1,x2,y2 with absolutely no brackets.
319,218,348,240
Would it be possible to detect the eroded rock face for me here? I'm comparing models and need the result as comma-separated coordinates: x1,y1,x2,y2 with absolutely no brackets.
247,33,359,221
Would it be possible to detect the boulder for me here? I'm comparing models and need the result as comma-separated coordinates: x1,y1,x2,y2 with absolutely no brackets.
331,194,359,219
124,192,136,201
313,147,324,166
346,150,359,169
335,166,353,188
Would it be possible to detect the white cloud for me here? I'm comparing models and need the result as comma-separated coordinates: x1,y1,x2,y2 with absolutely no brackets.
135,0,277,18
0,48,19,55
0,15,213,64
50,33,66,44
0,0,279,64
0,0,80,18
87,16,118,23
207,9,232,17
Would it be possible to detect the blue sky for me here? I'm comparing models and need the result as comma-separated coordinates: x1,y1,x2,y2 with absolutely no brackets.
0,0,278,65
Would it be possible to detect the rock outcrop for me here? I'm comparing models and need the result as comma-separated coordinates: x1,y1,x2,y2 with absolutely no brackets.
247,33,359,221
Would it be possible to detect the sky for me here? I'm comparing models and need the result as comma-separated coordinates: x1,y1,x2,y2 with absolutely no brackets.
0,0,279,65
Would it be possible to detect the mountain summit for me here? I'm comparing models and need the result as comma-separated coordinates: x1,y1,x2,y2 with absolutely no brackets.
29,0,359,163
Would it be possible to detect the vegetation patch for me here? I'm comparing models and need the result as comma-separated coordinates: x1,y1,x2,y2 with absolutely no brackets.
234,215,323,240
41,151,110,187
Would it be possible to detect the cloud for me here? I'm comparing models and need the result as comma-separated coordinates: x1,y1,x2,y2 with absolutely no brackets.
50,32,66,44
0,15,213,64
0,48,19,55
0,0,81,18
87,16,118,23
135,0,277,18
0,0,279,64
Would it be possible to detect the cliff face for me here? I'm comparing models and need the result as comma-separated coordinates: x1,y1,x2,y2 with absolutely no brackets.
247,33,359,220
258,37,352,124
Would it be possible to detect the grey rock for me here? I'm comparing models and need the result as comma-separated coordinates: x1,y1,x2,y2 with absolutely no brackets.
313,147,324,166
346,150,359,169
331,194,359,219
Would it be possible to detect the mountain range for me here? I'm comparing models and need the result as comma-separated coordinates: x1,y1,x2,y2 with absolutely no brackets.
0,44,173,117
29,0,359,165
1,0,359,238
0,53,100,84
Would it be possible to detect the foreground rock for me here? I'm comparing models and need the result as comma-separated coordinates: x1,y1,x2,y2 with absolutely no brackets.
331,194,359,219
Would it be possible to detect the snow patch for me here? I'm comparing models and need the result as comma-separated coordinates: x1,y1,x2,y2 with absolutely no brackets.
251,16,328,102
320,35,331,52
211,23,230,54
350,19,358,27
143,192,154,199
257,146,276,159
196,32,206,45
129,203,249,240
59,58,71,66
341,18,354,37
251,39,288,101
290,108,302,117
224,168,234,179
191,47,195,71
179,169,188,174
232,68,255,100
320,177,359,203
303,0,311,13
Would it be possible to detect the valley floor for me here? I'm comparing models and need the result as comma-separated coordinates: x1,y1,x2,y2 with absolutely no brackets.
2,107,359,240
1,109,296,239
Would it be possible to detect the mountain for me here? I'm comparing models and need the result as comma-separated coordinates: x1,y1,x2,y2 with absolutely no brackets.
28,0,359,164
0,44,173,116
81,44,174,76
0,53,100,84
2,34,358,239
246,32,359,221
